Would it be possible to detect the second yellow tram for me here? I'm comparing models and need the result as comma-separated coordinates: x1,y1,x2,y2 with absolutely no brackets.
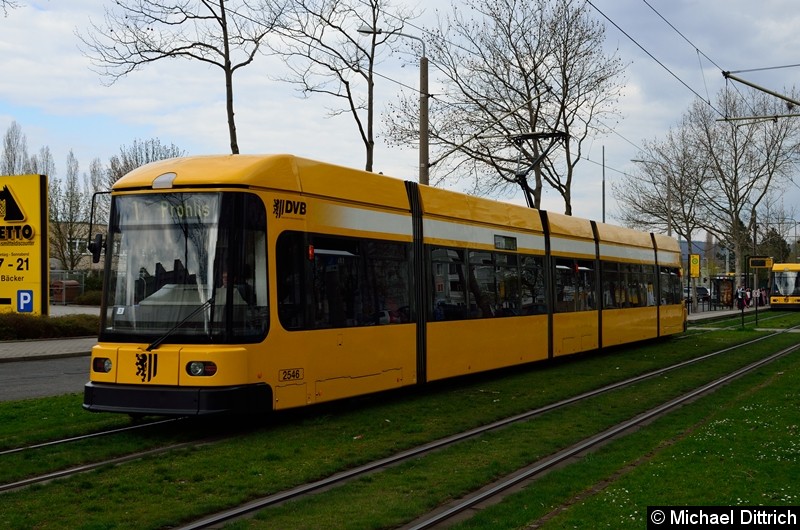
770,263,800,309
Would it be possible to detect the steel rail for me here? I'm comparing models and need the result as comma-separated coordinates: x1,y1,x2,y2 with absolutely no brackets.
405,342,800,529
175,326,800,530
0,417,181,457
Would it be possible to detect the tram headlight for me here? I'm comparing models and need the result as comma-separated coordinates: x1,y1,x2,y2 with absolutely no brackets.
93,357,112,373
187,361,217,377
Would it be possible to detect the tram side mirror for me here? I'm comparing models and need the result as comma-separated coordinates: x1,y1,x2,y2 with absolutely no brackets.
88,233,104,263
86,190,111,264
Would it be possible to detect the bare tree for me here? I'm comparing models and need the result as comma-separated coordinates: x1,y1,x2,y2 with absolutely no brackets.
615,116,706,242
49,150,91,271
1,0,21,17
269,0,417,171
614,118,707,304
755,193,796,262
28,146,57,178
616,87,800,284
384,0,625,213
90,138,185,224
107,138,185,185
691,88,800,282
1,120,30,175
77,0,286,154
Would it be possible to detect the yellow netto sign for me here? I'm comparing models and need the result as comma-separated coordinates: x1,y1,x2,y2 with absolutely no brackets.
0,174,48,315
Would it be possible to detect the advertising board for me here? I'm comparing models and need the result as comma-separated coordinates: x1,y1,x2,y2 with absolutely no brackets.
0,174,48,315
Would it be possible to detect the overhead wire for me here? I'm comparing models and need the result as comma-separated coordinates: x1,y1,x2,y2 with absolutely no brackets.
727,63,800,75
233,0,741,182
376,3,796,201
586,0,725,119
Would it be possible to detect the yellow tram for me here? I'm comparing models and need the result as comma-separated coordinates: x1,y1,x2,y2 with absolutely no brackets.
770,263,800,309
83,155,685,415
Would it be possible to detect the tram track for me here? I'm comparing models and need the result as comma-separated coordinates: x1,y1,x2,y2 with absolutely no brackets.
0,415,266,495
681,309,787,337
2,325,796,527
0,416,258,494
0,417,182,457
173,326,800,530
402,341,800,529
0,440,199,494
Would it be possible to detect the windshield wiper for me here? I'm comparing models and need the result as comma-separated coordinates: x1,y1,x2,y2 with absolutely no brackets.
146,298,214,352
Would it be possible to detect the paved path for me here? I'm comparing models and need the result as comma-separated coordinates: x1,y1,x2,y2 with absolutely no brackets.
0,337,97,362
0,305,99,362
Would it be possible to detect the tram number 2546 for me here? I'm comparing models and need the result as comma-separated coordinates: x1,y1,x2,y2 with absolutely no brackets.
279,368,304,382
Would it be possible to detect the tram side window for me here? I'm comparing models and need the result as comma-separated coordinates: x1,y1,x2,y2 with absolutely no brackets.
554,258,596,313
521,255,547,315
276,231,410,330
431,247,548,319
623,263,644,308
642,264,656,306
659,266,681,304
431,248,468,320
468,250,498,318
276,231,309,329
603,262,655,308
602,262,622,309
362,239,411,324
496,253,521,316
218,193,269,336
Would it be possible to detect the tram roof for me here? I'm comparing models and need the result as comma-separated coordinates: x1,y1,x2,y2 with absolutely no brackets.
112,154,411,210
113,154,544,231
112,154,677,251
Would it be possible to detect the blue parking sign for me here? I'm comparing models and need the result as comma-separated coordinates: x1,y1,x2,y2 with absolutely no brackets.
17,290,33,313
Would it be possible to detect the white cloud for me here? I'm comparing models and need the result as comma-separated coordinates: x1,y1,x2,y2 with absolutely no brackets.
1,0,799,225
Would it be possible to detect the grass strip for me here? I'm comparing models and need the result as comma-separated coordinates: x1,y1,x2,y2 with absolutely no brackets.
0,324,797,529
225,333,800,529
453,346,800,528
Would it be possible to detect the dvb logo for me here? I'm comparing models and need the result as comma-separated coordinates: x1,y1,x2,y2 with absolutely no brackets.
273,199,307,219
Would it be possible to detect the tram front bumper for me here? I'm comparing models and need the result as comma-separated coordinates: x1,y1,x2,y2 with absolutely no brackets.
82,381,272,416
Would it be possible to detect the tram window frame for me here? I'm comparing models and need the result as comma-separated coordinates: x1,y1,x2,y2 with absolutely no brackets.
659,266,682,304
553,258,596,313
430,247,468,321
622,263,644,308
100,192,268,344
602,261,622,309
276,231,412,330
602,261,659,309
521,255,547,315
430,246,546,320
468,249,499,318
642,264,656,306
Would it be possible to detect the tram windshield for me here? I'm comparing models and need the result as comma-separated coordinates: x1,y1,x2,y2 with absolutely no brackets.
772,270,800,296
99,192,268,343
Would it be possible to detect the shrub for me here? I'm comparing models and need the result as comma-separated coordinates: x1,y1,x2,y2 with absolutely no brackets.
74,290,103,306
84,271,104,292
0,313,100,340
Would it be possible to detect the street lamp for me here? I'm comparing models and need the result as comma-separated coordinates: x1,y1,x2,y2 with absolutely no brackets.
358,26,429,185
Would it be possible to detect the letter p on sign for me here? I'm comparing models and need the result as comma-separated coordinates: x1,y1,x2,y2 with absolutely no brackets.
17,290,33,313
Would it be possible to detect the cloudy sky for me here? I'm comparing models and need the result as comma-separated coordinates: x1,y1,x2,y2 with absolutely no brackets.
2,0,799,224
